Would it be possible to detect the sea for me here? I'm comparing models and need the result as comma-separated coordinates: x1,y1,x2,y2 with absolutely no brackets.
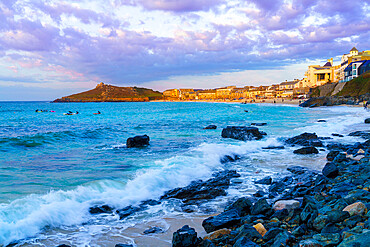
0,101,369,247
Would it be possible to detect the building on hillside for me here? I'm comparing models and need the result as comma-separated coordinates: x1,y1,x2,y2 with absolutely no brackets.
358,60,370,75
197,89,217,100
304,59,338,87
339,47,370,81
179,89,195,99
295,78,309,88
216,86,236,99
279,80,299,90
344,60,370,81
230,88,245,100
163,89,180,99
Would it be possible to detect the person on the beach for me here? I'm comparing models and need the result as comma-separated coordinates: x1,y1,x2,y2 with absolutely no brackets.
365,101,369,110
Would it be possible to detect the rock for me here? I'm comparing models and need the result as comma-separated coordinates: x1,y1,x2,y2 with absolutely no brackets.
343,202,367,216
233,236,259,247
56,245,72,247
365,118,370,124
287,166,308,175
220,154,240,164
225,197,253,217
253,223,267,237
312,233,340,246
263,227,285,242
271,209,289,220
292,224,307,237
285,132,323,147
254,176,272,185
299,239,323,247
262,146,285,149
143,226,164,234
126,135,150,148
322,163,339,178
203,228,231,240
251,122,267,126
326,151,340,161
251,199,272,215
115,244,133,247
313,215,329,231
272,231,295,247
348,131,370,139
89,205,113,214
204,125,217,129
140,199,161,206
221,126,263,141
235,225,262,241
116,206,141,219
338,231,370,247
161,170,240,203
332,133,344,137
318,120,327,122
202,209,241,233
326,210,350,223
294,146,319,154
172,225,199,247
273,200,300,211
182,205,198,213
198,239,215,247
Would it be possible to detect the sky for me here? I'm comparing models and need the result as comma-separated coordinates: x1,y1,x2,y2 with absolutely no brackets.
0,0,369,100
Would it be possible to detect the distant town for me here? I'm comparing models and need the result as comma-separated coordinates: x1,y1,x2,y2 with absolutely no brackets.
163,47,370,101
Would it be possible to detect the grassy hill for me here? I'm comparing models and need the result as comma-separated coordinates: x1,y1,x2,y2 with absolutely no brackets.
54,83,163,102
336,71,370,96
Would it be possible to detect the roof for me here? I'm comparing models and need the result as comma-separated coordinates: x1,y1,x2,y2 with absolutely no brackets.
323,61,332,67
350,47,358,52
280,81,298,86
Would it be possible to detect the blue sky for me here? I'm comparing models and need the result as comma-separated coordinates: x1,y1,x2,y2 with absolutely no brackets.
0,0,369,100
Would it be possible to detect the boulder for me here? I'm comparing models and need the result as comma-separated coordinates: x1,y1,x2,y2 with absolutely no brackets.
299,239,323,247
318,120,327,122
56,245,72,247
89,205,113,214
285,133,323,147
204,125,217,129
262,146,285,150
343,202,367,216
116,206,141,220
254,176,272,185
203,228,231,240
224,197,253,217
253,223,267,237
326,210,350,223
235,225,262,241
126,135,150,148
115,244,133,247
221,126,263,141
326,151,340,161
143,226,164,234
202,209,241,233
273,200,300,211
172,225,199,247
287,166,308,175
293,147,319,154
220,154,240,164
322,163,339,178
271,231,295,247
365,118,370,124
263,227,284,242
233,236,259,247
312,233,340,246
251,122,267,126
161,170,240,203
348,131,370,139
251,199,272,215
338,231,370,247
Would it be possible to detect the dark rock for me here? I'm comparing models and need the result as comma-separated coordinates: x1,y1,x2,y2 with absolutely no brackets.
365,118,370,124
56,245,71,247
172,225,199,247
235,225,262,241
161,170,240,203
251,122,267,126
294,146,319,154
126,135,150,148
115,244,133,247
326,210,350,223
318,120,327,122
348,131,370,139
326,151,340,161
233,236,259,247
221,126,263,141
220,154,241,164
272,209,289,221
292,224,307,237
313,215,329,231
225,197,253,217
202,209,241,233
116,206,141,219
251,199,272,215
269,181,286,193
198,239,215,247
338,231,370,246
287,166,308,175
271,231,295,247
143,226,164,234
322,163,339,178
344,215,364,228
182,205,198,213
285,132,323,147
255,176,272,185
332,133,344,137
298,239,323,247
333,153,348,163
312,233,340,247
260,131,267,136
253,190,266,197
263,227,285,242
89,205,113,214
262,146,285,150
321,224,340,234
204,125,217,129
140,199,161,206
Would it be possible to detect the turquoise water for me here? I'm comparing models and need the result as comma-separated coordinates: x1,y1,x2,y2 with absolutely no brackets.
0,102,368,246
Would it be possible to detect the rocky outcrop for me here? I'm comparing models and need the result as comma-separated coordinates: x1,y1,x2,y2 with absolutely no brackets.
204,125,217,129
293,146,319,154
126,135,150,148
172,225,200,247
221,126,264,141
285,133,323,147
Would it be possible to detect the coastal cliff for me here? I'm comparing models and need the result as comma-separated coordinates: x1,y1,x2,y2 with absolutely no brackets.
300,72,370,107
53,83,163,102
